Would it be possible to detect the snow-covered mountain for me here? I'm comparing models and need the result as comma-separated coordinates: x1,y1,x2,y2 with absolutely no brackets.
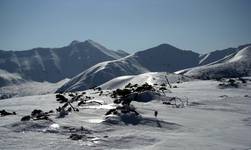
56,55,149,92
57,44,200,92
57,43,249,92
178,46,251,79
0,40,128,84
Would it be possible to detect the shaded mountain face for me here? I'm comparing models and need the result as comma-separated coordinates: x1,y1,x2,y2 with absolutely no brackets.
0,40,128,83
135,44,200,72
114,50,129,58
57,43,251,92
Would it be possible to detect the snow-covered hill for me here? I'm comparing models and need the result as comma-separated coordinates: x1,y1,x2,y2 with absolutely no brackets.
100,72,190,90
57,43,248,92
0,40,128,83
179,46,251,79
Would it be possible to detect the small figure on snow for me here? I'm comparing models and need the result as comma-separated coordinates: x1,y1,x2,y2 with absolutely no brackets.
154,110,158,118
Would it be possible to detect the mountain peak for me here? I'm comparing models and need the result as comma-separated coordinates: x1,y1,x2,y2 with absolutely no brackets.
69,39,101,48
85,39,95,43
157,43,180,50
70,40,81,45
84,39,102,48
69,39,99,47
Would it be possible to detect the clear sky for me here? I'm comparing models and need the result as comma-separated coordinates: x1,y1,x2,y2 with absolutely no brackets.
0,0,250,53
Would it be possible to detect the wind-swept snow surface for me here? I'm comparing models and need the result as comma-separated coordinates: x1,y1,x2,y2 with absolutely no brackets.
1,79,251,149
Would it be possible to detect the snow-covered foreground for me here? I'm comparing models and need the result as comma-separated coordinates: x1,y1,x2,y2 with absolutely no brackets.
1,79,251,150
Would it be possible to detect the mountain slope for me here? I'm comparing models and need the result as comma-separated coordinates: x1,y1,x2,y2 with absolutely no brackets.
57,44,200,92
198,44,251,66
0,78,69,99
0,69,25,87
57,44,250,92
180,46,251,79
0,40,128,83
199,48,236,65
135,44,200,72
57,43,251,92
57,55,149,92
114,50,130,58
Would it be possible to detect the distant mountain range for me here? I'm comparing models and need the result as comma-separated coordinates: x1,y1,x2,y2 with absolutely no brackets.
1,39,250,92
56,42,251,92
0,40,128,84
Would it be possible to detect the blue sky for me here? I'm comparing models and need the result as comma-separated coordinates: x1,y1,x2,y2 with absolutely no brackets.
0,0,250,53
